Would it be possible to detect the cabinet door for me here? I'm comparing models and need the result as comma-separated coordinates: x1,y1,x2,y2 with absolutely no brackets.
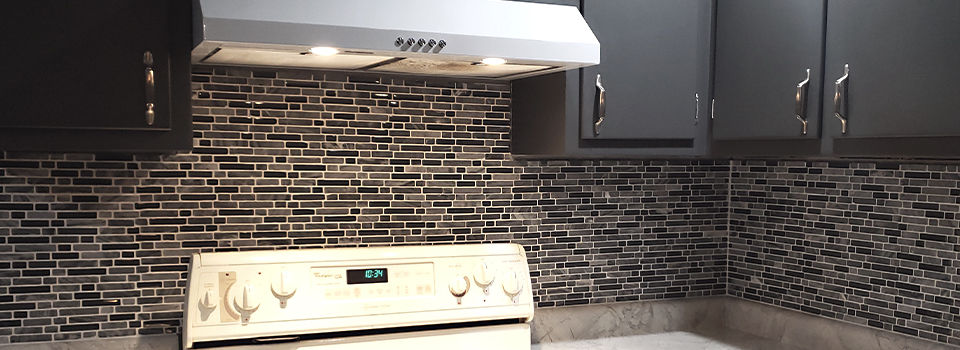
713,0,825,140
580,0,711,140
0,0,173,131
823,0,960,139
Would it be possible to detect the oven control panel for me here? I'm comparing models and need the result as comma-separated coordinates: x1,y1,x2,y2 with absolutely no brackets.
183,244,533,348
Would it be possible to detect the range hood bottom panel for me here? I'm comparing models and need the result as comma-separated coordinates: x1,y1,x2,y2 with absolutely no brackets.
203,47,395,70
369,58,554,79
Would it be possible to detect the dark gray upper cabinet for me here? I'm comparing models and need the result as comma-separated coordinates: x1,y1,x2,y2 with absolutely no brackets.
823,0,960,156
581,0,712,142
712,0,825,141
0,0,193,153
512,0,714,158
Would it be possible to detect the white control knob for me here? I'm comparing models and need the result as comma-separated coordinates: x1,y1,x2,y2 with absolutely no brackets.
271,271,297,299
233,283,261,314
448,275,469,298
501,271,522,297
473,263,495,289
199,289,217,310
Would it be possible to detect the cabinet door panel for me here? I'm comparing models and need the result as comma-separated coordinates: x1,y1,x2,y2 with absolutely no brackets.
823,0,960,138
713,0,824,140
0,1,172,130
581,0,711,140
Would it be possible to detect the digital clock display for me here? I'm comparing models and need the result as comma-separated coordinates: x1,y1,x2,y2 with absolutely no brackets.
346,268,388,284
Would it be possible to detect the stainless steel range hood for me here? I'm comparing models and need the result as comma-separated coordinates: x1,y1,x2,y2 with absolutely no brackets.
192,0,600,80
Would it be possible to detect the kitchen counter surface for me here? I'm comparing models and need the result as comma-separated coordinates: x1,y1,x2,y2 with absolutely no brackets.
0,335,178,350
532,330,804,350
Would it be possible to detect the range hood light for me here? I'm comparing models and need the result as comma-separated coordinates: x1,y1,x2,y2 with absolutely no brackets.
481,57,506,66
308,47,340,56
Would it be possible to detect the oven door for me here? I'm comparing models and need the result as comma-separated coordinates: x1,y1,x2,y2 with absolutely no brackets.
209,323,530,350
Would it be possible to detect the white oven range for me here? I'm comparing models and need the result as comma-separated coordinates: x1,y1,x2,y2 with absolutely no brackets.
183,244,533,349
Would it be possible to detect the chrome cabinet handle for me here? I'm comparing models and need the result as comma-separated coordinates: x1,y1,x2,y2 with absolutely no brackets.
794,68,811,135
711,98,715,119
593,74,606,136
144,51,156,126
145,103,155,126
834,64,849,134
694,93,700,125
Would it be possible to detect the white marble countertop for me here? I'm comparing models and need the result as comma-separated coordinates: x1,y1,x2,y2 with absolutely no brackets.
532,330,803,350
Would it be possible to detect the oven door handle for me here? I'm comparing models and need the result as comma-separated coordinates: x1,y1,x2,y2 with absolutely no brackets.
253,336,301,344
